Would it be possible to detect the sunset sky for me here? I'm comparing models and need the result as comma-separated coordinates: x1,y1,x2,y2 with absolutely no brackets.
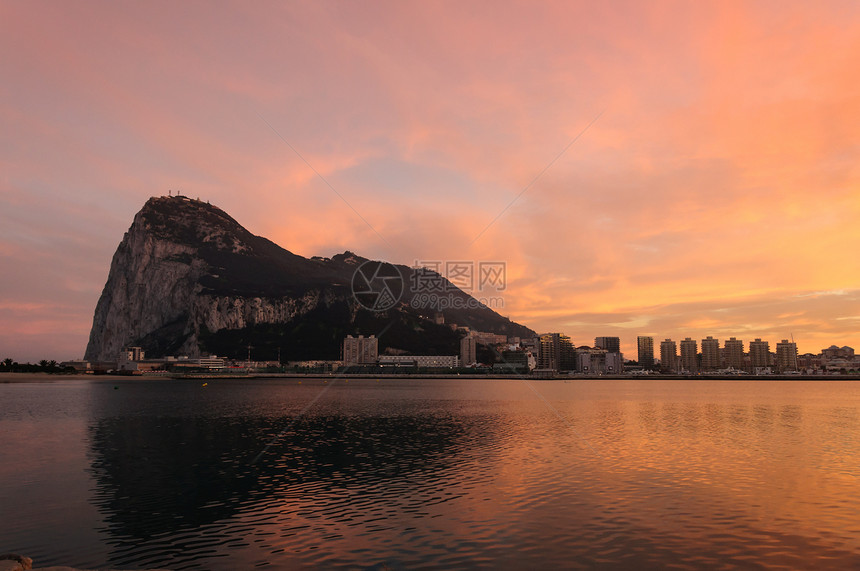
2,1,858,362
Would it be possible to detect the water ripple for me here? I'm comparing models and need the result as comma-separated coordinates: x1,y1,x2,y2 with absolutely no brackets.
3,378,860,568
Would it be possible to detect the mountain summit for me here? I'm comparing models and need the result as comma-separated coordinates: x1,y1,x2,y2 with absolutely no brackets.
85,196,535,362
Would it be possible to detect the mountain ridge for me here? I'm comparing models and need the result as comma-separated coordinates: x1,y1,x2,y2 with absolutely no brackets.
85,195,536,362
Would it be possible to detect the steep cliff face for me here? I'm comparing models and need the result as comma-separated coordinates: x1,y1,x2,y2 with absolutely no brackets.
85,203,207,361
85,195,536,362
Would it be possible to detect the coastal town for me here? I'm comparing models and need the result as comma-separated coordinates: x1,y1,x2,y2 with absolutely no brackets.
46,331,859,377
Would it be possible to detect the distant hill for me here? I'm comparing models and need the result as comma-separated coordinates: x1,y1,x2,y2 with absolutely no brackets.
84,196,535,362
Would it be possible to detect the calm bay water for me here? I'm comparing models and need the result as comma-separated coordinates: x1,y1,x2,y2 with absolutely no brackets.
2,375,860,569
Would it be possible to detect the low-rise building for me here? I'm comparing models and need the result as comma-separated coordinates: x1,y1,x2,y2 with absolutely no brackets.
343,335,379,365
62,360,91,373
414,355,459,368
473,332,508,345
378,355,460,368
605,351,624,374
494,350,529,374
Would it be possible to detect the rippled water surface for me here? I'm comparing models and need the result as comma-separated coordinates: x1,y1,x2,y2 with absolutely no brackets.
2,375,860,569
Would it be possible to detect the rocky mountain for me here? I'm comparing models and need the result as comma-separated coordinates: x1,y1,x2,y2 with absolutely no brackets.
85,195,536,362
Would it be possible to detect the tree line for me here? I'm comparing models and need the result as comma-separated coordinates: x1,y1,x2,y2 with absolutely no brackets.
1,358,76,373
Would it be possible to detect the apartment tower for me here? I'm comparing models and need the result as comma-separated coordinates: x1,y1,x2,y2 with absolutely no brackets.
749,338,770,370
724,337,745,370
680,337,698,373
637,336,655,369
701,336,720,370
660,339,678,372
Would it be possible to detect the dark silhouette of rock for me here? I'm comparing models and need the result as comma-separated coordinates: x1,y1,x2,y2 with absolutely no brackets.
85,196,535,361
